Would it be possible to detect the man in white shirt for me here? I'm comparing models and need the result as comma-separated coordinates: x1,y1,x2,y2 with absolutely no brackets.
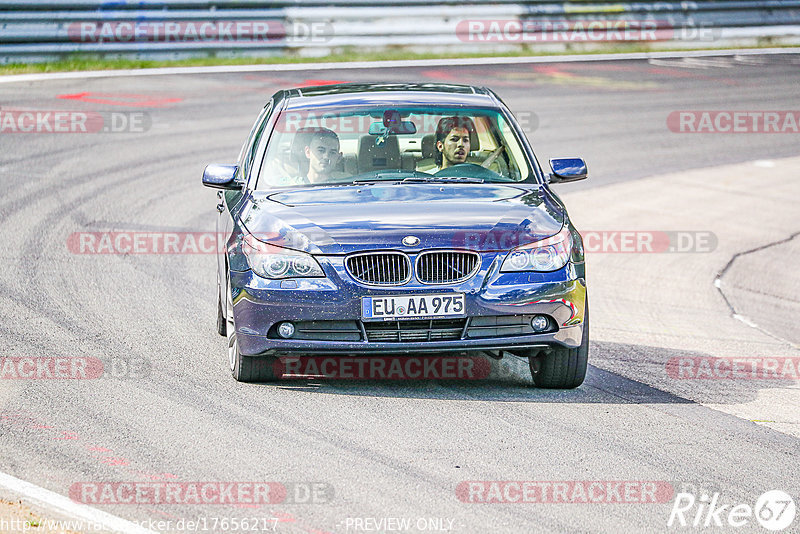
303,127,343,183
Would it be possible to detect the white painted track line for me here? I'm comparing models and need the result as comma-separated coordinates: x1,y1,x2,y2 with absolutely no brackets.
0,471,158,534
0,47,798,85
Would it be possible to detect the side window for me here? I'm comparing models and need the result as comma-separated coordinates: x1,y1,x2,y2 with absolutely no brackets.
238,102,273,182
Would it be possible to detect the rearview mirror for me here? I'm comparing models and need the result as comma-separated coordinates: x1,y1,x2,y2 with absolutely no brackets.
548,158,587,183
368,121,417,135
202,164,241,189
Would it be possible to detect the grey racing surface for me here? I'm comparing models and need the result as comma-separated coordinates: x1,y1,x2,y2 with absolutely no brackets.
1,55,799,533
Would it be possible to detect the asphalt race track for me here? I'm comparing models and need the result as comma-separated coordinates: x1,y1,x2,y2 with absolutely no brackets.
1,54,799,533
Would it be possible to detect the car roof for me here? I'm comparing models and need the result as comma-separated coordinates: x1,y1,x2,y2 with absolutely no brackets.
279,82,499,110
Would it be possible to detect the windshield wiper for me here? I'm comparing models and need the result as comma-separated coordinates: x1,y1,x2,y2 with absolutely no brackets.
351,170,426,183
401,176,484,184
351,171,485,185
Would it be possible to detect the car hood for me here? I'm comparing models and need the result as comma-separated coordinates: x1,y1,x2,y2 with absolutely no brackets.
240,183,564,254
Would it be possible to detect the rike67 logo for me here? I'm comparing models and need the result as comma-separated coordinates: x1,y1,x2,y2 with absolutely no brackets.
668,490,796,531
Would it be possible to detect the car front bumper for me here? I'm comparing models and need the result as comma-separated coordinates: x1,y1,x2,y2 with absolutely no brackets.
230,254,586,357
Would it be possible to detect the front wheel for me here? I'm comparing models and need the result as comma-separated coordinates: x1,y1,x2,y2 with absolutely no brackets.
529,303,589,389
226,276,278,383
216,287,227,337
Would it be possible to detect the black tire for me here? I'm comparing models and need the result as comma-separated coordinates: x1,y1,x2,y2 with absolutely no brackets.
529,302,589,389
230,347,278,383
225,275,278,382
216,289,227,337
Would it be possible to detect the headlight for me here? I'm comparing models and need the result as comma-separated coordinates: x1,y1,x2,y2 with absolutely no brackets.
242,234,324,279
500,226,572,272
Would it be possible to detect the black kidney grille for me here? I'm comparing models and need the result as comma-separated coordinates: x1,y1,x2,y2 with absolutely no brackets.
416,251,480,284
346,252,411,285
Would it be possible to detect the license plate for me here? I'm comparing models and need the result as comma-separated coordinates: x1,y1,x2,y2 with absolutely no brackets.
362,294,465,321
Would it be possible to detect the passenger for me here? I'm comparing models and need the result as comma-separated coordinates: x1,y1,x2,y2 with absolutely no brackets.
434,116,477,171
267,127,344,186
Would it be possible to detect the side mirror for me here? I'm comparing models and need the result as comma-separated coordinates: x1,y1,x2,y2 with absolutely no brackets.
548,158,587,184
202,164,241,189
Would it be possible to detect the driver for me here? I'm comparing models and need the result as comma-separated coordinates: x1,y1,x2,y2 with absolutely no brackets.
435,116,476,171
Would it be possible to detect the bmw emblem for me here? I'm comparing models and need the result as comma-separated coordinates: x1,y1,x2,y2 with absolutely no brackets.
402,235,420,247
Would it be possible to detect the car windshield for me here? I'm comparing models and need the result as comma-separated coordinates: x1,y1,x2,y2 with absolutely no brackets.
256,106,533,189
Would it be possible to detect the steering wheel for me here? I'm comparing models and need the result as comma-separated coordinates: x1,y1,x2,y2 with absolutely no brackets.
433,163,503,181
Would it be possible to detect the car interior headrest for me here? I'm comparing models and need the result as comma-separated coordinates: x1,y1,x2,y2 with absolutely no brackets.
357,135,401,173
421,134,436,159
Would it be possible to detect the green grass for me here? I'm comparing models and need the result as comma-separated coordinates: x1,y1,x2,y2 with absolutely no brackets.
1,43,796,76
0,47,625,75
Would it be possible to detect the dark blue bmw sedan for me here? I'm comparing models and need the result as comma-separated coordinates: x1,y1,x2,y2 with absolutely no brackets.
203,82,589,388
